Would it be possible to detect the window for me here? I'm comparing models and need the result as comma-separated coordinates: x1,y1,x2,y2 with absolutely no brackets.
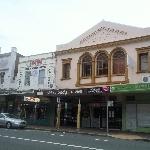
0,72,5,84
62,58,71,80
24,71,31,86
139,53,148,72
82,55,92,77
62,63,70,79
38,69,45,84
96,53,108,76
113,50,125,74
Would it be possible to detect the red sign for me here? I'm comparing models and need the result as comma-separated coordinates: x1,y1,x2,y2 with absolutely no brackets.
30,59,42,66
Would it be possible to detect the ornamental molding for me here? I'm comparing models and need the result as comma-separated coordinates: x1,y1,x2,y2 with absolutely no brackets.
56,35,150,56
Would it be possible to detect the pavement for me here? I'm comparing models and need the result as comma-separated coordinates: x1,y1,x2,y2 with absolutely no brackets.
26,125,150,141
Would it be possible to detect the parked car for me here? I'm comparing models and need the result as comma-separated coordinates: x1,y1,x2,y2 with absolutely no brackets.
0,113,27,129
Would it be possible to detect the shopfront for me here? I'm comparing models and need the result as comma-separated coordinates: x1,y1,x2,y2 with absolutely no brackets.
44,86,123,129
111,83,150,131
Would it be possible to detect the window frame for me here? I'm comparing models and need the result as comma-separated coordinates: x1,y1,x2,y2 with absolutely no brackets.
38,69,45,85
81,55,92,78
136,48,150,73
24,70,31,86
96,52,108,77
61,58,72,80
112,49,126,75
0,72,5,84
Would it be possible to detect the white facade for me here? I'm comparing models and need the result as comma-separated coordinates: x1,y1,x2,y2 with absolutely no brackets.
17,52,56,91
56,20,150,89
0,47,20,90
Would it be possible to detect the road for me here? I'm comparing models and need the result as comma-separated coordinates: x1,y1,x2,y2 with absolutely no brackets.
0,128,150,150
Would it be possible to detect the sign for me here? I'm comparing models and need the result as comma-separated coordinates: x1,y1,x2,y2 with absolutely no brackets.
107,101,113,107
30,59,42,66
37,91,43,96
111,83,150,93
24,97,40,102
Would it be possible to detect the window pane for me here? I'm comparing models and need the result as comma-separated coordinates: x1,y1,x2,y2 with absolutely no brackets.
113,50,125,74
82,55,92,77
139,53,148,72
24,71,31,86
38,69,45,84
63,63,70,79
0,72,5,84
96,53,108,76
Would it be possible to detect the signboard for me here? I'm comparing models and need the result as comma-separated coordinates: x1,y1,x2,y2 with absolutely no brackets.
111,83,150,93
107,101,114,107
24,97,40,102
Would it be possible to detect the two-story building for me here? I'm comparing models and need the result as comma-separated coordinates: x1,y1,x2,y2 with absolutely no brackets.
16,52,56,126
56,20,150,131
0,47,22,114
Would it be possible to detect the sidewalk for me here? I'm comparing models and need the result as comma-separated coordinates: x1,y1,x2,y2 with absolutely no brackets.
26,125,150,141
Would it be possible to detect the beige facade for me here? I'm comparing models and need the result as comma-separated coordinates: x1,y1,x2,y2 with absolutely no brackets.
56,20,150,89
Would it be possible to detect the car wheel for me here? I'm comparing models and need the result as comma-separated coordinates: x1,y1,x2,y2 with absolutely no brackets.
6,122,12,129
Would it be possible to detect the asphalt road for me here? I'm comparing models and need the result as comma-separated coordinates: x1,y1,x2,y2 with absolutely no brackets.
0,128,150,150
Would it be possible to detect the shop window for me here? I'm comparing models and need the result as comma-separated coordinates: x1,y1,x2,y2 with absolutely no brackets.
0,72,5,84
96,53,108,76
38,69,45,84
61,58,71,80
82,55,92,77
24,71,31,86
112,50,125,75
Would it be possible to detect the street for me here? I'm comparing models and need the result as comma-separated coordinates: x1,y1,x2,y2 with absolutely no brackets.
0,128,149,150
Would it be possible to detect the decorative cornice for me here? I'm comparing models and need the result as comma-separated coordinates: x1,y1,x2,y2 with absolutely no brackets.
56,35,150,56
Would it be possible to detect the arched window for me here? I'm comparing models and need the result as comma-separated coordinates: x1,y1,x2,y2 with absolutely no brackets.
96,53,108,76
82,55,92,77
113,50,126,74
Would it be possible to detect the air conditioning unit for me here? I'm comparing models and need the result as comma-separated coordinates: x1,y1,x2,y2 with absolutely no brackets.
142,76,150,83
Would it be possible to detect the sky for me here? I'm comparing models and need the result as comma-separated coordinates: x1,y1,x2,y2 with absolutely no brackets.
0,0,150,56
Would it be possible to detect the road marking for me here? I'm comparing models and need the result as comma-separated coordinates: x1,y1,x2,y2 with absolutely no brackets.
95,139,100,141
59,134,64,137
17,138,23,140
10,137,16,139
31,140,38,142
104,139,108,142
0,135,104,150
24,138,30,141
51,134,55,136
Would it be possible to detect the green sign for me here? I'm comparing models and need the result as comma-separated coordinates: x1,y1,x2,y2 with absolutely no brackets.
111,83,150,93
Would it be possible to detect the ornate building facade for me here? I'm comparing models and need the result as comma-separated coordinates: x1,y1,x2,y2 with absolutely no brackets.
56,20,150,131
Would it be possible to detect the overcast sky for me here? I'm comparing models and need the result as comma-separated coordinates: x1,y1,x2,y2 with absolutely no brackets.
0,0,150,56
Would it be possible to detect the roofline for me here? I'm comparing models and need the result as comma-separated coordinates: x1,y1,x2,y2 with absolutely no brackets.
56,35,150,55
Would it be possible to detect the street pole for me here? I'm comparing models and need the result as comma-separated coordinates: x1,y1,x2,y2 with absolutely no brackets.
106,101,109,135
56,97,61,129
77,98,81,130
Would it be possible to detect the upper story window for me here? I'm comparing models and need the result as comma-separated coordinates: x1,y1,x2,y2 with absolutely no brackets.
139,53,148,72
137,47,150,73
81,55,92,77
0,72,5,84
24,71,31,86
38,69,45,84
96,53,108,76
112,49,126,75
61,58,71,80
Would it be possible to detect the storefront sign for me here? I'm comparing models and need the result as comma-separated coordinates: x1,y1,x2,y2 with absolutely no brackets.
44,86,110,97
24,97,40,102
111,83,150,93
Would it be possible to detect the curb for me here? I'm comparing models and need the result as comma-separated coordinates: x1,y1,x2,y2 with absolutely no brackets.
26,127,150,141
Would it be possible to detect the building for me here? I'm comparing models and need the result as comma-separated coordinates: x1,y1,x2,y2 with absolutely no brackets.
0,47,23,113
16,52,56,126
56,20,150,131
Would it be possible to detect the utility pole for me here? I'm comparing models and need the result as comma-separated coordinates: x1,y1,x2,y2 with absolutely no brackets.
77,98,81,130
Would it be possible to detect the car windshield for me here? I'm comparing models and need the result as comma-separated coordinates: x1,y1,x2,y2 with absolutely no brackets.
4,113,19,119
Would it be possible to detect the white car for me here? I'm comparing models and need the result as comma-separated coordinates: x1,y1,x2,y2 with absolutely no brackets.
0,113,27,129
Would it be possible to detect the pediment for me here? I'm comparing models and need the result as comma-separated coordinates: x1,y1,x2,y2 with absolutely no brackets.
57,20,149,51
